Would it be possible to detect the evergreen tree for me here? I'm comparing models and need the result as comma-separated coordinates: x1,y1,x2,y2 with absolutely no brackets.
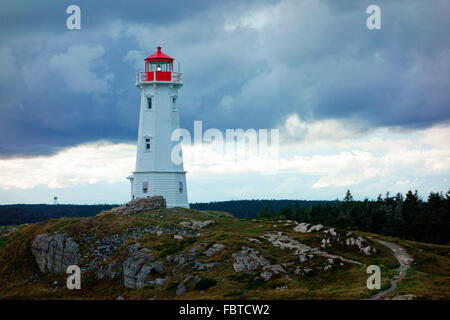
344,190,354,202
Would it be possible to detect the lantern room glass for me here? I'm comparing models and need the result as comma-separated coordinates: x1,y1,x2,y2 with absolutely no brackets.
147,62,173,72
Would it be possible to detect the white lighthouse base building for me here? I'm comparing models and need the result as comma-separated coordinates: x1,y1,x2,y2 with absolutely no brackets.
128,172,188,208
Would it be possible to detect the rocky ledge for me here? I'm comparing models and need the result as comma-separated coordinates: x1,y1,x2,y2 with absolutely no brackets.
102,196,166,216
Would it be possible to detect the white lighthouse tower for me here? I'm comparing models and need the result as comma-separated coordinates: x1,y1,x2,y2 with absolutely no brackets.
128,46,189,208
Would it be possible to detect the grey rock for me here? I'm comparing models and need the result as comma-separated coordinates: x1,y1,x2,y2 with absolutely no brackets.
180,220,215,229
260,264,286,281
293,223,309,233
176,283,187,296
307,224,324,232
193,260,220,271
204,243,225,257
123,247,154,289
183,274,202,284
260,270,272,281
232,247,270,273
31,233,80,274
150,260,164,273
136,264,153,289
361,246,373,255
151,277,167,286
167,253,187,265
97,262,122,280
188,245,202,255
105,196,166,216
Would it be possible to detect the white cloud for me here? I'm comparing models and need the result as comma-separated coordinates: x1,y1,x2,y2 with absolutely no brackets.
0,121,448,197
182,119,450,190
0,142,135,190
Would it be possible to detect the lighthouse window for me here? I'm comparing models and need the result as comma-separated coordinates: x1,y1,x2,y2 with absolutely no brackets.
178,181,183,193
172,97,176,104
145,138,151,151
143,182,148,194
147,98,152,109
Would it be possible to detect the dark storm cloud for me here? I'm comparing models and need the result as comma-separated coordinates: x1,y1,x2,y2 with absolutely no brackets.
0,0,449,157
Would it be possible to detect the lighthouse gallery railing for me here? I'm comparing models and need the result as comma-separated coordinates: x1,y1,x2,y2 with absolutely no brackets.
136,71,182,84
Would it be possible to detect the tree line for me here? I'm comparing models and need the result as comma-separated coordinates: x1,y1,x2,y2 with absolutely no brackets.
0,204,117,226
190,199,332,219
257,190,449,244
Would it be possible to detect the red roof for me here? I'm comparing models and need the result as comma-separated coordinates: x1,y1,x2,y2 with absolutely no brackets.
145,46,174,62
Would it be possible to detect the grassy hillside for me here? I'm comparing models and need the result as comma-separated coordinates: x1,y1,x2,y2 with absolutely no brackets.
0,207,448,300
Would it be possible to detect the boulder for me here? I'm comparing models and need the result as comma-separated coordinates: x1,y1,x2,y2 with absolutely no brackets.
176,283,187,296
104,196,166,216
308,224,324,232
261,264,286,281
204,243,225,257
179,220,215,229
193,260,222,271
324,228,337,236
151,277,167,286
31,233,80,274
293,223,309,233
167,253,188,265
232,247,270,273
361,246,373,255
123,247,163,289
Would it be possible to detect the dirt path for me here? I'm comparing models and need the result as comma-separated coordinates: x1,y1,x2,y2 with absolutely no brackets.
369,239,413,300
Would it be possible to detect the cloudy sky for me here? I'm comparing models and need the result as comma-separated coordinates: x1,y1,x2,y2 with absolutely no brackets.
0,0,449,204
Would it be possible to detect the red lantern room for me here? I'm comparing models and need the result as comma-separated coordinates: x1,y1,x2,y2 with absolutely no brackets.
136,46,182,83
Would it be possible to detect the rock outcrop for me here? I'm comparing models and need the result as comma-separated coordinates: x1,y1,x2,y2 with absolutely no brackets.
293,223,324,233
122,245,164,289
204,243,225,257
104,196,166,216
232,246,286,281
96,262,122,280
31,233,80,273
179,220,215,229
232,247,271,273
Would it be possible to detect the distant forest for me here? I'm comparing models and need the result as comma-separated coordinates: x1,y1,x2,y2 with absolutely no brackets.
190,200,332,218
0,189,448,244
0,204,117,226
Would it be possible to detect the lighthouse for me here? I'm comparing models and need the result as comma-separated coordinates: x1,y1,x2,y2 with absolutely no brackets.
127,46,189,208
